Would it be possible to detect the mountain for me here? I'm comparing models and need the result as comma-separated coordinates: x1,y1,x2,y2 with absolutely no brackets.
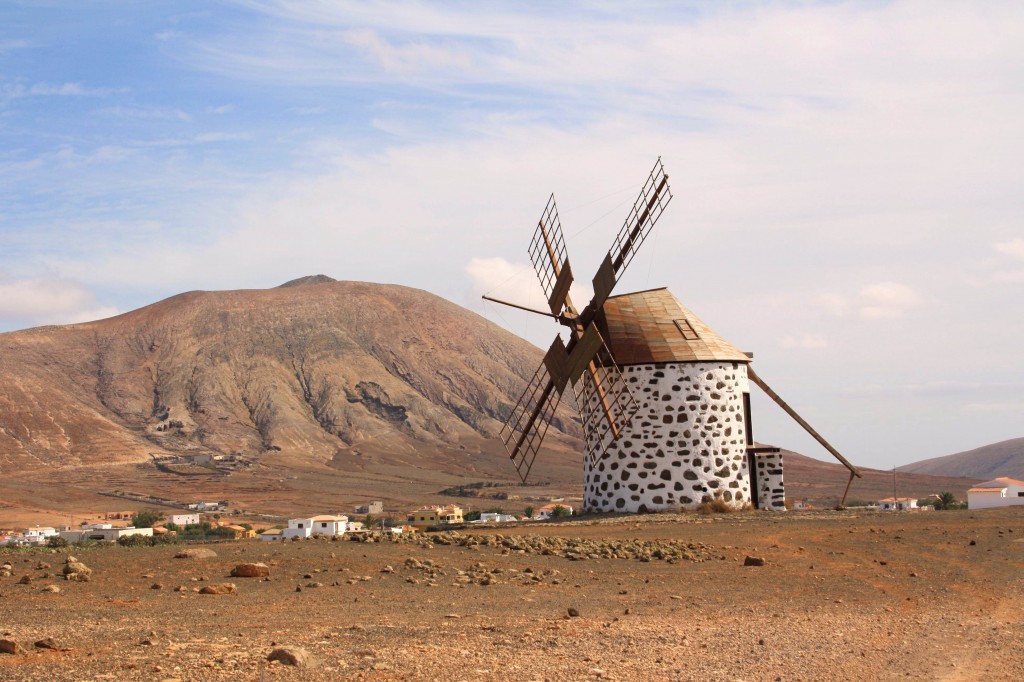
0,277,580,475
0,276,983,523
897,438,1024,481
783,450,978,506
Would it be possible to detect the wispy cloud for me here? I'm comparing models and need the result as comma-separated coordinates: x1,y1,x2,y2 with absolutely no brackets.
0,277,118,327
994,237,1024,261
819,283,922,320
97,105,193,122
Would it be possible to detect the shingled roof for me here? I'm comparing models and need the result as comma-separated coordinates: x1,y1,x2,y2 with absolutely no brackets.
595,288,749,365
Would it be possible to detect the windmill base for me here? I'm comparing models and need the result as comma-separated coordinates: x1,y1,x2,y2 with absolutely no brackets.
583,361,755,513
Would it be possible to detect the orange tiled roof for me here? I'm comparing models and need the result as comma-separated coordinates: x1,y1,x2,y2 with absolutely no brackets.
596,289,749,365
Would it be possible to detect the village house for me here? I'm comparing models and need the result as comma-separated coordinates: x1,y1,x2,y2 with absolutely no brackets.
354,501,384,515
471,512,518,524
23,526,59,545
59,525,153,543
168,513,201,527
877,497,919,511
532,503,575,520
408,504,464,530
281,514,348,539
259,529,284,542
967,477,1024,509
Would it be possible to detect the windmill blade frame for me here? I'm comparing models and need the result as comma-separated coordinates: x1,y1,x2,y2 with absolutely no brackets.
571,340,639,467
528,194,575,316
498,356,563,482
591,158,673,310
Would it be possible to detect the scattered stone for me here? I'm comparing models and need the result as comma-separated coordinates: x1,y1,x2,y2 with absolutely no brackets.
0,639,21,654
305,581,324,588
36,562,51,570
568,607,581,618
969,540,977,546
230,563,270,578
17,575,32,585
381,565,395,573
198,583,237,595
174,548,217,560
41,584,61,593
62,558,92,582
267,646,311,667
151,583,164,590
744,556,766,567
34,638,59,650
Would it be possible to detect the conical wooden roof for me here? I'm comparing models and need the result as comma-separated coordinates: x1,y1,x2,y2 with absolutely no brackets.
595,288,749,365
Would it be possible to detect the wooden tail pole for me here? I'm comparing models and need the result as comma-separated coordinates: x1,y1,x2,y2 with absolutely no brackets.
747,366,862,479
841,469,856,507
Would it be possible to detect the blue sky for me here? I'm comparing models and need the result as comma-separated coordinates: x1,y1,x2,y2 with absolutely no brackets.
1,1,1023,469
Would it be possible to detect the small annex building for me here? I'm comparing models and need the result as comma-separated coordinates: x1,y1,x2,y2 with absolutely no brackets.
967,477,1024,509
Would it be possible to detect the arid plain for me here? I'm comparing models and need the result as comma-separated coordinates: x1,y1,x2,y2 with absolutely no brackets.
2,507,1022,681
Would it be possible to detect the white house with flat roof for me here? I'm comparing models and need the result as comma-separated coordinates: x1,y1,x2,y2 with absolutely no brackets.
968,478,1024,509
282,514,348,539
877,497,918,511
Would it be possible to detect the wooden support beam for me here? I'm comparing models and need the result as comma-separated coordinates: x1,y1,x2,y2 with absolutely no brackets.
747,366,862,478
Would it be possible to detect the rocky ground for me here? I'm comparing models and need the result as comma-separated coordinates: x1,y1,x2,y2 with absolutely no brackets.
1,507,1022,681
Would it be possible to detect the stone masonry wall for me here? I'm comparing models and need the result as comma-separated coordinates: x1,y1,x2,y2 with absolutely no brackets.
583,361,751,513
753,451,785,511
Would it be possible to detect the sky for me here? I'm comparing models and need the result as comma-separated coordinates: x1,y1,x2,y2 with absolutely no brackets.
1,1,1022,470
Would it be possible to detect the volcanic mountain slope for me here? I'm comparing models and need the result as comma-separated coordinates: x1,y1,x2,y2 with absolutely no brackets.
0,277,580,473
782,450,979,505
897,437,1024,481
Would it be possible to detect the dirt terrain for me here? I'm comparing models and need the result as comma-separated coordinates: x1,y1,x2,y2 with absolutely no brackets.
2,507,1022,681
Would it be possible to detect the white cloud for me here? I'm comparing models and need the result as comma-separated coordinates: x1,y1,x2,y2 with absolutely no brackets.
857,282,923,320
206,104,234,114
819,283,922,320
0,278,119,327
995,237,1024,261
781,334,828,350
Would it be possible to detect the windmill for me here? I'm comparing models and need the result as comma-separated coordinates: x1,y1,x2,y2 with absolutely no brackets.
485,159,862,512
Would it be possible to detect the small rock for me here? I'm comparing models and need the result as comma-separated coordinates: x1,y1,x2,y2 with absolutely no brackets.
267,646,311,667
41,584,60,593
230,563,270,578
151,583,164,590
34,638,59,650
174,548,217,560
62,560,92,582
0,639,21,655
198,583,237,595
744,556,766,567
969,540,977,546
568,607,581,618
17,575,32,585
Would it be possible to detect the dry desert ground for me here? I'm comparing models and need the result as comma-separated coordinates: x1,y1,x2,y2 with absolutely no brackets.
1,507,1023,681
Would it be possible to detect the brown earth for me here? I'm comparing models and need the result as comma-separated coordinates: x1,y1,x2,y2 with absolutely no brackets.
1,507,1022,681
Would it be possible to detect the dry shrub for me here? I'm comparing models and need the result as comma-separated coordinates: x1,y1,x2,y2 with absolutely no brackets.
697,493,735,515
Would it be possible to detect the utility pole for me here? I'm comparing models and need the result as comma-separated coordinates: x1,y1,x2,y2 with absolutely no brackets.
892,465,897,511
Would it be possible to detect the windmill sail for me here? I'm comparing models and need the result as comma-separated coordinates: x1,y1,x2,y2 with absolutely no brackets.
528,195,574,316
591,158,673,309
572,341,639,466
499,358,563,482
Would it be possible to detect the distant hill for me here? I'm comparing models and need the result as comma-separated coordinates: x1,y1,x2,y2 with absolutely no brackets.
0,277,581,473
897,438,1024,481
783,450,978,506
